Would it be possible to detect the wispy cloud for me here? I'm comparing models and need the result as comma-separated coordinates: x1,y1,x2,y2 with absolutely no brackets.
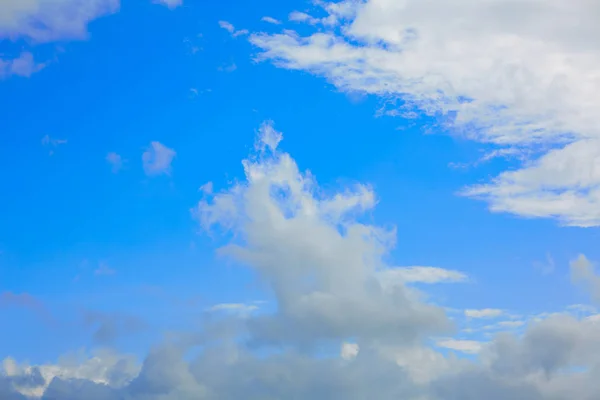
379,266,468,285
152,0,182,9
0,52,46,79
464,308,504,319
142,141,176,176
106,152,124,173
261,16,281,25
41,134,67,155
218,20,248,38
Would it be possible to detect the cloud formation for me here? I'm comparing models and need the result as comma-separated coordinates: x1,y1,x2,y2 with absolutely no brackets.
0,0,179,78
142,141,176,176
250,0,600,226
2,124,600,399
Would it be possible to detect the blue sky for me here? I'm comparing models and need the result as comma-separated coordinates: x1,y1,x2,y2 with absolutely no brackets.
2,1,600,399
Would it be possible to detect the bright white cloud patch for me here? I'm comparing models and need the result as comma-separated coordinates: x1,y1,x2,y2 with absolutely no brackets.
261,16,281,25
142,141,176,176
250,0,600,226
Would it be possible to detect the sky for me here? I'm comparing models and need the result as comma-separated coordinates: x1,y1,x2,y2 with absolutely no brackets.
2,0,600,398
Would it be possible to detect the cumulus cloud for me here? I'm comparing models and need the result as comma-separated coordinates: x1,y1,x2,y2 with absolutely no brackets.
250,0,600,226
4,124,600,399
142,141,176,176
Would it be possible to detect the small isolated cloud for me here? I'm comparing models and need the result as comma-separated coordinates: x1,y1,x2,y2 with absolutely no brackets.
199,181,213,194
142,141,176,176
261,16,281,25
106,152,123,173
152,0,182,9
340,342,359,360
465,308,504,319
217,63,237,73
218,20,248,37
436,338,484,354
41,134,67,155
94,262,115,276
0,52,46,79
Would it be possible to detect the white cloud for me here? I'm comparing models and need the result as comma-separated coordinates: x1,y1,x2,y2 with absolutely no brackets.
218,20,248,38
196,121,449,347
340,342,359,360
0,52,45,79
0,0,119,42
465,308,504,319
250,0,600,226
436,338,484,354
142,141,176,176
261,16,282,25
379,266,468,285
41,134,67,155
106,152,123,173
152,0,182,9
5,124,600,399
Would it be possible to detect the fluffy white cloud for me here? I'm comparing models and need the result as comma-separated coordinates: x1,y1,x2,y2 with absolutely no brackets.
250,0,600,226
196,121,449,347
142,141,176,176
